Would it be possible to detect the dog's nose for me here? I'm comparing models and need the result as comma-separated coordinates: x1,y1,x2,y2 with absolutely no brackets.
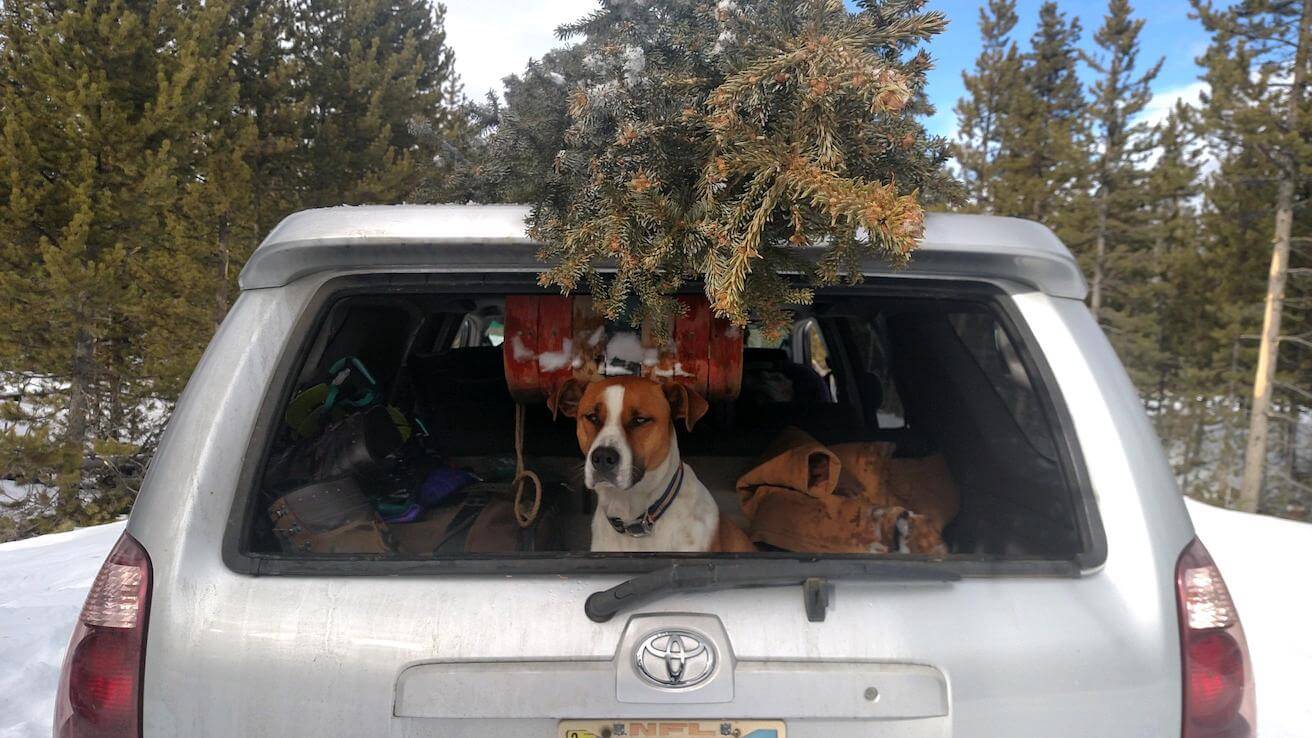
590,446,620,473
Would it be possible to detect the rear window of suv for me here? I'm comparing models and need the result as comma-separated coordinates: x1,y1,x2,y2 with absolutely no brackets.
230,277,1101,574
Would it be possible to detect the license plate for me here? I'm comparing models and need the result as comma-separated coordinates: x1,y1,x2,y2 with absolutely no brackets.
559,720,785,738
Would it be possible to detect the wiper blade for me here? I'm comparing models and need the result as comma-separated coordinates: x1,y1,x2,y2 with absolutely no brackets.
584,559,960,623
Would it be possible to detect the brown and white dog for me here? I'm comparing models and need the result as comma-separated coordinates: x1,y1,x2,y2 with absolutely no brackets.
548,376,755,553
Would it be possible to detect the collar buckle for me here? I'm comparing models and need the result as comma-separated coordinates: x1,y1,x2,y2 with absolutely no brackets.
608,515,653,537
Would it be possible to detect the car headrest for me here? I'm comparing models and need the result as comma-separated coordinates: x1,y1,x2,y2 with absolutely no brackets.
743,347,789,368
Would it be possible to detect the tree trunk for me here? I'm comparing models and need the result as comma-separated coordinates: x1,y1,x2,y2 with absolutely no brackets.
1184,404,1207,497
1091,187,1107,321
213,217,231,329
106,335,123,434
1151,196,1178,412
1292,406,1301,479
1238,0,1311,513
1239,178,1296,512
61,320,95,518
977,94,996,208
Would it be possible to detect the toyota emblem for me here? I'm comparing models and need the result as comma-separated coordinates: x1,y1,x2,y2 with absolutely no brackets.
634,630,716,688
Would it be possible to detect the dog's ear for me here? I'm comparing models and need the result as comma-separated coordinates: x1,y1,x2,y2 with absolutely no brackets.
547,377,585,420
662,382,709,432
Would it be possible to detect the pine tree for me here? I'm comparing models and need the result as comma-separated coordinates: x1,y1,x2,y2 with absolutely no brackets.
1191,140,1284,503
133,0,263,399
487,0,957,335
953,0,1022,211
1143,104,1204,399
1193,0,1312,513
423,46,590,205
0,0,475,537
290,0,458,206
1140,104,1222,496
0,0,200,525
990,2,1089,232
1083,0,1162,322
233,0,307,238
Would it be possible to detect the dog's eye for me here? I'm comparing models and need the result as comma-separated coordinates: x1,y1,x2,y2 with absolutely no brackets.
630,416,651,427
585,412,602,426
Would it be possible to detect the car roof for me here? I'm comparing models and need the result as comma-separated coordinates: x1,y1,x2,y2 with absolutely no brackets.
237,204,1086,299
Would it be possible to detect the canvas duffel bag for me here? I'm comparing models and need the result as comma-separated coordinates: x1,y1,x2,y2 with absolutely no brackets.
267,477,394,555
391,483,561,555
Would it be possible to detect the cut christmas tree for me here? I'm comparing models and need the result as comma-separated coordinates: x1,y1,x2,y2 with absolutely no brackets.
477,0,958,337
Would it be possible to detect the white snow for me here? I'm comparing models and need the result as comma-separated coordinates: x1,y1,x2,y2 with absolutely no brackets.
0,520,125,738
711,30,735,55
600,331,651,376
1183,498,1311,738
0,480,53,507
622,45,646,86
0,503,1307,738
537,338,575,372
510,333,535,361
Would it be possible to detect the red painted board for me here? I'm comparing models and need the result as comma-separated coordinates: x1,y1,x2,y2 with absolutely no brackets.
537,295,575,390
708,318,743,399
675,296,711,393
503,295,541,401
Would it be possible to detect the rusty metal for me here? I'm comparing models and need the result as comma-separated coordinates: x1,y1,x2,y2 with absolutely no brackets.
503,295,743,402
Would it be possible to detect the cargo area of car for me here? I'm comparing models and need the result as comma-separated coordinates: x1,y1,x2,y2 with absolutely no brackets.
123,210,1196,738
238,279,1099,565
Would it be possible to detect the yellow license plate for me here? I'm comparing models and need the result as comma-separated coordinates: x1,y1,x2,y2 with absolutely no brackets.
559,720,785,738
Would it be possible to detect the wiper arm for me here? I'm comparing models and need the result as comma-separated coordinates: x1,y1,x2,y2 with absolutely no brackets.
584,559,960,623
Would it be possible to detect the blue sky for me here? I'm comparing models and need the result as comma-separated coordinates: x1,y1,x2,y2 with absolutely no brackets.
441,0,1212,141
916,0,1211,137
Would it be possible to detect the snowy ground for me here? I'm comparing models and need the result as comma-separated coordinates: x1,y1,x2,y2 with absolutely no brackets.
0,520,125,738
1185,499,1312,738
0,501,1308,738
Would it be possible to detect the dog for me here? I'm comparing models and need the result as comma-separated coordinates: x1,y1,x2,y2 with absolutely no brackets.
548,376,755,553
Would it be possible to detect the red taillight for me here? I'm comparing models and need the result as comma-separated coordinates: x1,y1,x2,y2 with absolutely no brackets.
54,532,152,738
1176,537,1255,738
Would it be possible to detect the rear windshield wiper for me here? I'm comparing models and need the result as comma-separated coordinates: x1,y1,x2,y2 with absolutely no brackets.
584,559,961,623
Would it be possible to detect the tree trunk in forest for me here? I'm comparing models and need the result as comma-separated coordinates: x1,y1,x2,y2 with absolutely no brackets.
1152,202,1170,408
61,320,95,518
1184,404,1206,496
107,336,123,434
1091,187,1107,321
213,217,231,329
1239,173,1296,513
1238,0,1311,513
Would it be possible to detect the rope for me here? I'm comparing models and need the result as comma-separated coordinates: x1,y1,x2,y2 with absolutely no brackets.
512,402,542,528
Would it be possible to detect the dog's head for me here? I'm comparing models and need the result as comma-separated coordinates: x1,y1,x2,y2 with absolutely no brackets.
548,376,708,492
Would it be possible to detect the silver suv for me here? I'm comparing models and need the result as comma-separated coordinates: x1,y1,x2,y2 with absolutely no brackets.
54,205,1254,738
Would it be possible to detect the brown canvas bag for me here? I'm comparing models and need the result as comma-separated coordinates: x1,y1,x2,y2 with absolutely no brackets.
390,484,562,555
267,478,394,555
736,428,956,555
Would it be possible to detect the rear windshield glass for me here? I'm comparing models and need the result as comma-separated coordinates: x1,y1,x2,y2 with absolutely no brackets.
244,286,1088,563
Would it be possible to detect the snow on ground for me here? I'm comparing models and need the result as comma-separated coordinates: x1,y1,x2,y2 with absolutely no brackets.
1184,498,1312,738
0,521,125,738
0,504,1308,738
